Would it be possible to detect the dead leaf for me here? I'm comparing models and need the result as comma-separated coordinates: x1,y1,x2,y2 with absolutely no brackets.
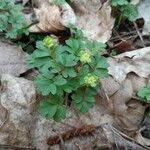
108,47,150,82
26,0,114,43
27,0,76,33
138,0,150,35
0,39,28,76
73,0,115,43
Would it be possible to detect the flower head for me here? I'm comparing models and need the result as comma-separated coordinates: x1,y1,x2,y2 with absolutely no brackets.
84,74,98,87
80,51,91,64
43,36,55,49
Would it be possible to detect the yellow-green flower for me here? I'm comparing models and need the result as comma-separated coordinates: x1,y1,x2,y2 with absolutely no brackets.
84,74,98,87
80,51,91,63
43,36,55,49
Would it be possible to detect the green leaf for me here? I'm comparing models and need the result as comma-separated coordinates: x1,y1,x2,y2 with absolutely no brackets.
0,0,28,39
64,54,78,67
96,56,109,68
32,50,50,58
68,23,85,40
51,0,66,6
138,84,150,103
53,105,66,122
34,74,57,95
94,68,109,78
39,96,66,121
62,84,72,93
72,90,95,113
27,25,109,121
54,75,67,86
111,0,129,6
39,100,57,119
62,68,77,78
66,38,80,52
86,40,106,52
121,4,138,21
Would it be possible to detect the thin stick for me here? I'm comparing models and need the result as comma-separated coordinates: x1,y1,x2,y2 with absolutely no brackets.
133,22,145,47
110,28,142,41
108,124,150,150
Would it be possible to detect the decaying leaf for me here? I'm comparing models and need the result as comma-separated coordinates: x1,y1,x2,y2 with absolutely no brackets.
138,0,150,35
27,0,76,32
26,0,114,43
71,0,115,43
0,39,28,76
108,47,150,82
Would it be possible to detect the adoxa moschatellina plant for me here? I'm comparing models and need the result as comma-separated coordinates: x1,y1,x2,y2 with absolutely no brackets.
28,25,109,121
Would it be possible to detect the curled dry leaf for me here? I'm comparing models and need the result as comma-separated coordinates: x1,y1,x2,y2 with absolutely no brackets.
108,47,150,82
0,39,28,76
27,0,76,33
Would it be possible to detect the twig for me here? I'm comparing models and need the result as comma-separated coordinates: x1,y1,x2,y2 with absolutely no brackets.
110,28,143,41
133,22,145,47
107,124,150,150
132,96,143,101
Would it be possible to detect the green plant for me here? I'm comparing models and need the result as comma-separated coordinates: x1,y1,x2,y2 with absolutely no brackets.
28,24,109,121
0,0,28,39
51,0,66,6
138,84,150,103
111,0,138,28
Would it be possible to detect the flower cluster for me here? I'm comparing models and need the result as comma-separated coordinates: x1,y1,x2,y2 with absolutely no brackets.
43,36,55,48
80,51,91,64
84,74,98,87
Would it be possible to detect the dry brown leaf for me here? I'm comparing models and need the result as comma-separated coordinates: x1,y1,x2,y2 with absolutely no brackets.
26,0,114,43
27,0,76,33
0,39,28,76
72,0,115,43
108,47,150,82
138,0,150,35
